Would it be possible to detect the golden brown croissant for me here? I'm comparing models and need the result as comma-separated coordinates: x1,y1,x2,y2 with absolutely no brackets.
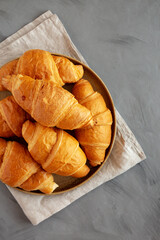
0,50,63,90
22,120,90,178
0,59,18,91
0,138,58,194
2,74,93,130
0,96,28,137
15,49,64,86
72,79,113,166
53,56,84,83
0,50,84,90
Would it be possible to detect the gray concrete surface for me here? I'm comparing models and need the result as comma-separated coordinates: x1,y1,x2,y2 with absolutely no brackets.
0,0,159,239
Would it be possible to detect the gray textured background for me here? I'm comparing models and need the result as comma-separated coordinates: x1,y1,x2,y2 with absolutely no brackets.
0,0,159,239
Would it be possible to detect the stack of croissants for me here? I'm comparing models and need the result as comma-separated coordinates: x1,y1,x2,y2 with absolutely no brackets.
0,49,113,194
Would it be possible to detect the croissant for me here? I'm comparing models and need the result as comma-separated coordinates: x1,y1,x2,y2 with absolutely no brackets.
0,59,18,91
0,50,85,91
2,74,93,130
15,49,64,86
0,138,58,194
0,96,28,137
22,120,90,178
72,79,113,166
52,56,84,83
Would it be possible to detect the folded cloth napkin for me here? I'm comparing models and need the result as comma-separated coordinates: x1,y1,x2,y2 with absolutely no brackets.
0,11,146,225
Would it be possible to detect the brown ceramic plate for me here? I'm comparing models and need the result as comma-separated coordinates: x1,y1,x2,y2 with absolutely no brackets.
1,54,116,195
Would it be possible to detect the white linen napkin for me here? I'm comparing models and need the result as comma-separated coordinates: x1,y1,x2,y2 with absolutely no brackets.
0,11,146,225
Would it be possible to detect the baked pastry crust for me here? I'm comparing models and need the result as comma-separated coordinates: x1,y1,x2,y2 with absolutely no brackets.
0,138,58,194
2,74,93,130
22,121,90,178
72,79,113,166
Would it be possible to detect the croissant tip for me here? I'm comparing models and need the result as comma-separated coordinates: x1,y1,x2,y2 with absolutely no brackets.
89,161,102,167
22,120,35,143
22,120,29,134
